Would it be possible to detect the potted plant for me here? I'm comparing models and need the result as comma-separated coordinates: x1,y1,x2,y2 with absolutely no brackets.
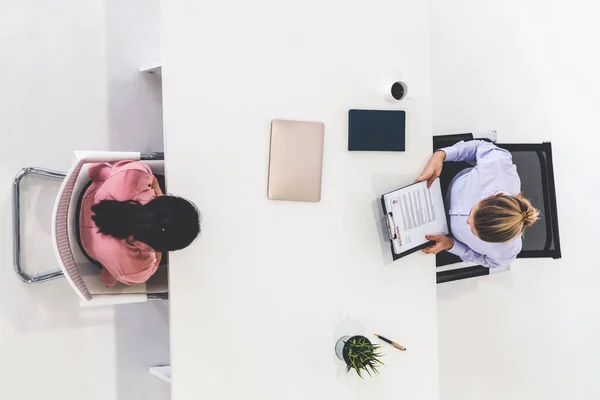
335,335,384,378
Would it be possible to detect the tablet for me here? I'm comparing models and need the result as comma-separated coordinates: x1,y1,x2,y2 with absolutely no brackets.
348,109,406,151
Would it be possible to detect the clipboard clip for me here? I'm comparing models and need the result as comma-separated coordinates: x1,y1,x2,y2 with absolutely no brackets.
385,213,396,240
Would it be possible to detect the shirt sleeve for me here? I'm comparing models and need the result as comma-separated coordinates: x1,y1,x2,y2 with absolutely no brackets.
110,160,154,176
441,140,512,164
99,248,159,287
448,239,516,270
115,264,159,286
96,161,156,204
89,161,154,188
88,163,114,182
101,267,119,288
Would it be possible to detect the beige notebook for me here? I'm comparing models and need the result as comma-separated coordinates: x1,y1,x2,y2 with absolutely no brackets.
267,119,324,202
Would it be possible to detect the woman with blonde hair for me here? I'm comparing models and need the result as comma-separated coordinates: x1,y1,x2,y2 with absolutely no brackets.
416,140,539,270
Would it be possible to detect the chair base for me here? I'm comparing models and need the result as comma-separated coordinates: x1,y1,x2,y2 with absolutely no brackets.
13,167,67,283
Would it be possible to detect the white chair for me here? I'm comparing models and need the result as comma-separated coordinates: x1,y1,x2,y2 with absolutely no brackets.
13,151,168,306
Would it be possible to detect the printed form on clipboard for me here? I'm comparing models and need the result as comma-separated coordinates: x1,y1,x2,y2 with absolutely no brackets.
381,179,449,260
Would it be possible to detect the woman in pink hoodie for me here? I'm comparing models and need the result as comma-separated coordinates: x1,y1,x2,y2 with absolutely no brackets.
79,161,200,287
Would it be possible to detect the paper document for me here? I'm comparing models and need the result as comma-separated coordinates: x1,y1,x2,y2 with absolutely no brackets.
382,179,448,256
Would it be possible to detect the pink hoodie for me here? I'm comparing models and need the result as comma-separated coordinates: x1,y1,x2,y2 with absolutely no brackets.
79,161,159,287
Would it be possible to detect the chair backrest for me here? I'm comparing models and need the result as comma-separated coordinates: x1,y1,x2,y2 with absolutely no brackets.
53,157,91,301
496,143,561,260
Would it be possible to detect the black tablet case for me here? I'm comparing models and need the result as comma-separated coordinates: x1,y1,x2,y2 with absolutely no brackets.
348,109,406,151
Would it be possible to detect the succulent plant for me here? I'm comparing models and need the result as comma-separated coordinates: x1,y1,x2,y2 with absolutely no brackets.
342,336,384,378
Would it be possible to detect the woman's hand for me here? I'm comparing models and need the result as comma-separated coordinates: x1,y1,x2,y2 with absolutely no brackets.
422,235,454,255
152,177,164,196
416,151,446,188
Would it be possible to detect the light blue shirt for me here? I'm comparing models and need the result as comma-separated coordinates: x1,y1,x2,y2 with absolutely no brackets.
441,141,522,270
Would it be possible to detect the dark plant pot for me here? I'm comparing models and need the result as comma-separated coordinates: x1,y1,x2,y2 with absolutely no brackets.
335,335,370,363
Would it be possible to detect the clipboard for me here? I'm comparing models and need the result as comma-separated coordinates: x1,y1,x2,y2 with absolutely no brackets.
380,180,446,261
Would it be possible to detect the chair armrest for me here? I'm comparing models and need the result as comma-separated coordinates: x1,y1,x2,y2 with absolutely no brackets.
80,294,148,307
437,265,490,284
73,151,141,163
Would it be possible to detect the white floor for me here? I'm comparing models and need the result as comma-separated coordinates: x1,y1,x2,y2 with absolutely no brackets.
432,0,600,399
0,1,170,399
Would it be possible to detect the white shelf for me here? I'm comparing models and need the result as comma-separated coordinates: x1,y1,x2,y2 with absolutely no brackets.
139,63,162,75
149,365,171,384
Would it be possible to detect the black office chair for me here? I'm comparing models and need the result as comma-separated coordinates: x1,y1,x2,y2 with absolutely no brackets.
433,134,561,284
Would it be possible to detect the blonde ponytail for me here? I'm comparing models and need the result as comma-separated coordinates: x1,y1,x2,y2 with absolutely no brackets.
518,196,539,228
474,194,539,243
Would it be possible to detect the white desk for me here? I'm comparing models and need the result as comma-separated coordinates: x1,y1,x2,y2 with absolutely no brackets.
161,1,438,398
